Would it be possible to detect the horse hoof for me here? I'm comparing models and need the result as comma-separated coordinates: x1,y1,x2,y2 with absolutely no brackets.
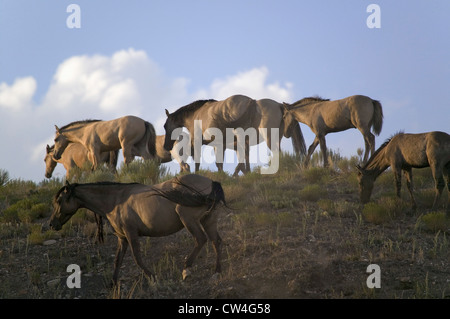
182,268,191,280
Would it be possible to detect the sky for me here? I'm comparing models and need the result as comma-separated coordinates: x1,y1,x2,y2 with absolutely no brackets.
0,1,449,182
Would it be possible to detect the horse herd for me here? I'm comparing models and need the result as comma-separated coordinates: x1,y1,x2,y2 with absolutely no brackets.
47,94,450,285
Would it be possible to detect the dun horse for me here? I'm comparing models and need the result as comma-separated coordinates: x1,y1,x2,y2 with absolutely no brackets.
48,174,226,285
53,116,156,170
44,143,118,179
283,95,383,167
356,131,450,210
163,94,306,176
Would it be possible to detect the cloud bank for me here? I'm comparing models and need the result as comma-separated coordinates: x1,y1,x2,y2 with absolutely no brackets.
0,48,294,181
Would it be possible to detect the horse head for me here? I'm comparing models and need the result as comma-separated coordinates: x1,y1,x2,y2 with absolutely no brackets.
163,109,183,151
356,165,375,204
49,181,80,231
281,103,297,138
44,144,57,178
53,125,70,160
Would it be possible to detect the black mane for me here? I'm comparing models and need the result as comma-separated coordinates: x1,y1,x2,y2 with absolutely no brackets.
169,99,216,122
290,96,330,108
362,131,404,169
59,119,102,131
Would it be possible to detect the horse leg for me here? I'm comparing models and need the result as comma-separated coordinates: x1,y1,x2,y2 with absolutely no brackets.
214,146,224,173
112,236,128,286
393,166,402,199
126,231,155,280
305,136,320,167
318,135,328,167
403,168,417,209
201,213,222,274
122,145,135,165
361,131,375,164
430,163,445,210
175,205,208,280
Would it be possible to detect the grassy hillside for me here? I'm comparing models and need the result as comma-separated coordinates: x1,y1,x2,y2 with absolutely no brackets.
0,152,449,299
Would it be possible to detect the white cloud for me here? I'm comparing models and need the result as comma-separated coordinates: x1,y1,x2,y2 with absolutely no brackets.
0,76,36,111
194,66,293,101
0,49,294,181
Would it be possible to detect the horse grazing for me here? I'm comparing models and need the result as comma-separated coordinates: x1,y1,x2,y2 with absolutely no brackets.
48,174,226,285
44,143,118,179
283,95,383,167
53,116,156,170
163,94,306,176
356,131,450,210
155,134,190,173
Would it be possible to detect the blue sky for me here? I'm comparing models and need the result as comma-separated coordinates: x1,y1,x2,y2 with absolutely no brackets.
0,1,449,182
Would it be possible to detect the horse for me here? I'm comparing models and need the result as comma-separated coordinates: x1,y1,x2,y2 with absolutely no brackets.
163,94,306,176
48,174,226,285
53,116,156,170
155,134,191,173
283,95,383,167
356,131,450,210
44,143,118,179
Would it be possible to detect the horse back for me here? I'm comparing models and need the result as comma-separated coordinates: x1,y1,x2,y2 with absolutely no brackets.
208,94,258,127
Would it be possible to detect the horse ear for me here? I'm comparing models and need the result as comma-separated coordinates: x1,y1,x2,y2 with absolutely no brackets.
282,102,290,111
65,180,70,187
55,125,61,133
46,144,51,152
165,109,170,117
355,165,363,173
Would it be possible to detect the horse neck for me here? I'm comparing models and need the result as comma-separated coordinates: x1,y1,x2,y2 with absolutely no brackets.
61,124,89,143
72,185,119,218
364,146,390,177
289,104,315,126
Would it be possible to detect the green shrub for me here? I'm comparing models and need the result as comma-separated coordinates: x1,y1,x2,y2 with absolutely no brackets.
362,202,390,224
299,184,323,202
420,212,450,233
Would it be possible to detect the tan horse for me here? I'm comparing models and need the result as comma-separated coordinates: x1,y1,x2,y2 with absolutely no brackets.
44,143,118,179
155,134,190,173
356,131,450,210
53,116,156,170
163,94,306,175
283,95,383,167
48,174,226,285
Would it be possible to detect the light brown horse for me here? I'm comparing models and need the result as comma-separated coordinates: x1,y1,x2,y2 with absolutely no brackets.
155,134,190,173
48,174,226,285
283,95,383,167
53,116,156,170
356,131,450,210
163,94,306,175
44,143,118,179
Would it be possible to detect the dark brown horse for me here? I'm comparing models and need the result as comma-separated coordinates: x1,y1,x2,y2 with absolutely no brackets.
356,131,450,210
283,95,383,167
48,174,226,285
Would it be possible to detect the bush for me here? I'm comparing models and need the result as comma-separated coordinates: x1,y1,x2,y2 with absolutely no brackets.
299,184,323,202
362,202,390,224
420,212,450,233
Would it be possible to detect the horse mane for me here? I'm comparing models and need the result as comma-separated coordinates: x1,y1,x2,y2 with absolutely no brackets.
169,99,216,122
290,96,330,108
362,131,404,170
148,177,227,209
53,181,140,204
59,119,102,131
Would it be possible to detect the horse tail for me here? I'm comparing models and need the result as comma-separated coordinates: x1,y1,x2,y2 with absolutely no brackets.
144,121,157,157
371,100,383,136
290,121,307,156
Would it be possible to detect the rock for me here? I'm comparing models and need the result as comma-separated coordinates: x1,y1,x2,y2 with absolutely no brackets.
43,239,57,246
47,278,61,287
182,268,191,280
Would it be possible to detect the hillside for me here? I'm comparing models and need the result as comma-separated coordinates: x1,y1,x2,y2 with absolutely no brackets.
0,152,449,299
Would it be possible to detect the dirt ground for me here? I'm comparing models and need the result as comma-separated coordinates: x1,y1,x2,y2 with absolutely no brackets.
0,169,449,300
